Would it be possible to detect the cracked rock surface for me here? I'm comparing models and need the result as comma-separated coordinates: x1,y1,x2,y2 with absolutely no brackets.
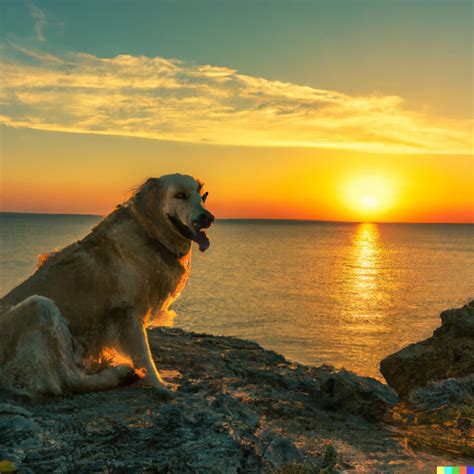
1,325,472,473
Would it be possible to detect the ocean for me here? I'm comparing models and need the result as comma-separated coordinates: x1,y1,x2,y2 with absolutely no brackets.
1,212,473,379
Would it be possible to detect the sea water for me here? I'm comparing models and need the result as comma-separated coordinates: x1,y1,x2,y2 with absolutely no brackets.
1,212,472,379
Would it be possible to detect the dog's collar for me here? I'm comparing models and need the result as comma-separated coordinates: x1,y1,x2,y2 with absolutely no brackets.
147,236,188,263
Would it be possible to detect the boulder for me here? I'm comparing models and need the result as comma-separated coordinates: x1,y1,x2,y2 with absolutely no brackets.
408,374,474,411
318,369,398,420
380,301,474,397
390,375,474,458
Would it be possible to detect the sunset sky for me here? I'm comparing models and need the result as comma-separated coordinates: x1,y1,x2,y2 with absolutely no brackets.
0,0,472,223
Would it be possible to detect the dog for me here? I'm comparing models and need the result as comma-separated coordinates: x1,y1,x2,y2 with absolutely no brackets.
0,174,214,398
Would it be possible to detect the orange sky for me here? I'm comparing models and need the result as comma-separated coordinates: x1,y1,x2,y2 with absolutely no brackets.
0,2,472,224
1,126,472,223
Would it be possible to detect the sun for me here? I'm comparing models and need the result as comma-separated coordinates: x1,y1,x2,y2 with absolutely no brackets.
340,174,397,220
360,195,379,211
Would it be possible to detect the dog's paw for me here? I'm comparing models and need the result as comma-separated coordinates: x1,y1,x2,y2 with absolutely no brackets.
140,381,176,399
113,364,137,383
151,384,176,400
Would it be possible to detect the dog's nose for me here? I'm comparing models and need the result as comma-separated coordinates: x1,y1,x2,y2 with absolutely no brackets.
196,212,214,228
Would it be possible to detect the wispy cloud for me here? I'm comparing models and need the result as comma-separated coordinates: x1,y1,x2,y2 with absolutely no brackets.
0,43,472,154
30,5,47,42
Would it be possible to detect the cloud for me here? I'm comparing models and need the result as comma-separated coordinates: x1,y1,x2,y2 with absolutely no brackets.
30,5,47,42
0,43,472,154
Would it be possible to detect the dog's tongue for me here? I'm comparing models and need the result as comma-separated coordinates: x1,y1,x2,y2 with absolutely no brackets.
192,229,210,252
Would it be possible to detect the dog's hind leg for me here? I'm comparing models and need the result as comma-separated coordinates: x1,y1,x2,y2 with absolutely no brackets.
0,296,134,398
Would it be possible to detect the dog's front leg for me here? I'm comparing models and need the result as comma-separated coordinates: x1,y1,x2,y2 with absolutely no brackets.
119,312,173,398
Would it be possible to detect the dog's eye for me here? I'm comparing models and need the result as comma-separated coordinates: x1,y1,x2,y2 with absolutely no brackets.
202,192,209,203
174,192,189,201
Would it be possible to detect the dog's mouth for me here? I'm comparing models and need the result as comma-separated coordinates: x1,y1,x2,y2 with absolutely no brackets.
167,214,210,252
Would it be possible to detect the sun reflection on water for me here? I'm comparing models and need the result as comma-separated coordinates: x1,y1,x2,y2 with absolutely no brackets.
342,221,390,342
351,222,381,300
334,222,392,374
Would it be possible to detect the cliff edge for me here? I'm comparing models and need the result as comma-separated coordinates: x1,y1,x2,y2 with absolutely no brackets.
1,302,473,472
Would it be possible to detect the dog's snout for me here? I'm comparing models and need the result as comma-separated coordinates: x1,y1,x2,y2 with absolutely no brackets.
195,211,214,228
200,212,215,224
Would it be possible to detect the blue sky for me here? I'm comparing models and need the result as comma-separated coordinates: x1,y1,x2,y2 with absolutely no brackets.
1,0,472,118
0,0,472,221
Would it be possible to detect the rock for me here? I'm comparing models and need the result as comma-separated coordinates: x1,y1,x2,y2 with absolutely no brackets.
319,443,338,472
262,433,303,470
0,414,41,444
408,374,474,411
381,302,474,458
0,402,43,470
390,374,474,458
380,301,474,397
318,369,399,421
0,403,33,417
0,324,470,472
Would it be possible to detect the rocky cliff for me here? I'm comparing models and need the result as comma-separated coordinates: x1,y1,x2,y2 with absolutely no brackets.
1,303,473,473
380,300,473,460
381,301,474,397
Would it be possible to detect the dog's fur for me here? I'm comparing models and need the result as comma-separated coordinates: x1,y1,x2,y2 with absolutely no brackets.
0,174,214,398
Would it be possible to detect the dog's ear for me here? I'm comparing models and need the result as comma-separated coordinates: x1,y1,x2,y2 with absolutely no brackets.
202,191,209,203
133,177,163,218
142,177,160,189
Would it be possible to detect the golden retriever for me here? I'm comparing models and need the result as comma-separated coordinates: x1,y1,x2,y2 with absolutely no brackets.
0,174,214,398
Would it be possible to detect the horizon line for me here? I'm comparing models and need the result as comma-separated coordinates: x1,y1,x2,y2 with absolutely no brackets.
1,211,472,226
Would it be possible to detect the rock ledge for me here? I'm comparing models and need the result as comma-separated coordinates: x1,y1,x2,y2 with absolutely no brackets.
380,301,474,397
1,313,472,472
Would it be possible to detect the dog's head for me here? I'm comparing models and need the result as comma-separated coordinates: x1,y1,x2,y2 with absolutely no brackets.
133,174,214,254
